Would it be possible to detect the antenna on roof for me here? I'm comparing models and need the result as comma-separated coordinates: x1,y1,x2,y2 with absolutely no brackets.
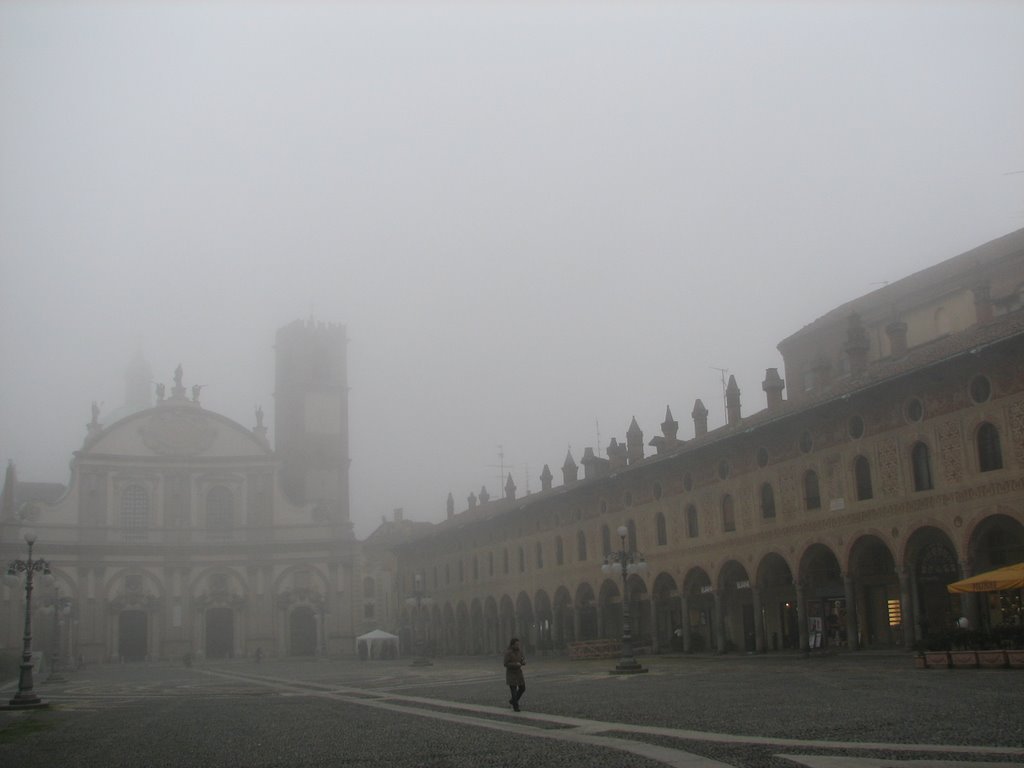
710,367,729,424
485,445,506,494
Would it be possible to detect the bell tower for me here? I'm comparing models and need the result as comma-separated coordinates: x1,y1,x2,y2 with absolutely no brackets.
274,319,350,525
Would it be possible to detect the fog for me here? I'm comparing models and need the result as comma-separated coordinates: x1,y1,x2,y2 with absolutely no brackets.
1,2,1022,538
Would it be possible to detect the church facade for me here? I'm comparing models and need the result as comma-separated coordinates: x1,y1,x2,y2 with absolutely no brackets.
1,320,358,664
386,228,1024,658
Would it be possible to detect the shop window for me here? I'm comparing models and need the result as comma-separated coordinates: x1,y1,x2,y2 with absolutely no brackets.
911,441,934,491
760,483,776,519
655,512,667,545
722,495,735,533
977,422,1003,472
577,530,588,561
804,470,821,510
854,455,873,501
685,504,699,538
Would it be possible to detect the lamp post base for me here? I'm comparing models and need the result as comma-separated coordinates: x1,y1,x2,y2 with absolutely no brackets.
2,693,48,710
609,656,648,674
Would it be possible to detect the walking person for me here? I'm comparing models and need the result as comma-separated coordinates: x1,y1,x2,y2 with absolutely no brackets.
503,637,526,711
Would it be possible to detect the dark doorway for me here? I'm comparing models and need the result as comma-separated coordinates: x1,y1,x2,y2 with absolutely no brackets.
289,606,317,656
119,610,147,661
205,607,234,659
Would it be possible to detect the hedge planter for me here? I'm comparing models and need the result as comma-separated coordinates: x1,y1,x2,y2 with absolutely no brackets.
976,649,1008,668
924,651,951,668
950,651,979,668
1007,650,1024,669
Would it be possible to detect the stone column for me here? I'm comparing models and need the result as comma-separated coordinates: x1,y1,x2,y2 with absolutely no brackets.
752,586,765,653
898,567,916,647
680,595,691,653
713,592,726,654
959,560,979,630
649,598,659,654
795,581,809,654
843,574,859,651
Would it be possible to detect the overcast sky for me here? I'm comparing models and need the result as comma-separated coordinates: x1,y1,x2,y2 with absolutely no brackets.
1,1,1022,538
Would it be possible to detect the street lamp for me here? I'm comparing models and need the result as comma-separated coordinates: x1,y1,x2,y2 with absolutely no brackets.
42,585,73,681
601,524,649,674
405,574,433,667
3,530,53,709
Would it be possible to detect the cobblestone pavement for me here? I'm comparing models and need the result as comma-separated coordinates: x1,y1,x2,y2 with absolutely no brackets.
1,652,1022,767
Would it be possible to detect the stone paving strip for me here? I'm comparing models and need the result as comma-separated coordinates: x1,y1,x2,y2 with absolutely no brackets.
201,668,1024,768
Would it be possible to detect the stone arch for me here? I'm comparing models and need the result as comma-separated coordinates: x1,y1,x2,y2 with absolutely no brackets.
273,566,328,658
963,512,1024,631
105,567,164,662
682,567,714,652
455,601,470,654
651,571,679,653
552,585,574,648
755,552,797,652
534,589,553,651
514,591,535,652
498,594,516,649
904,525,960,642
574,582,598,640
798,542,843,652
717,560,754,653
469,598,484,655
598,577,622,641
848,534,899,649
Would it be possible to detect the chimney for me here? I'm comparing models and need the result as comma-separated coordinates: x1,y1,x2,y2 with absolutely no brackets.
394,507,405,522
762,368,785,410
886,319,908,358
844,312,870,375
726,375,741,426
650,406,681,455
973,282,994,324
540,464,553,491
479,486,490,504
692,399,708,438
504,473,516,501
446,493,455,519
607,438,628,470
562,450,579,484
467,492,477,510
626,417,644,465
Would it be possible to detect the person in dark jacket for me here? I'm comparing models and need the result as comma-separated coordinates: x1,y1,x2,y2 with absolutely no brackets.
503,637,526,711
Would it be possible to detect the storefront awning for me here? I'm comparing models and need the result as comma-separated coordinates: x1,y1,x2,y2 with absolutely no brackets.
947,562,1024,594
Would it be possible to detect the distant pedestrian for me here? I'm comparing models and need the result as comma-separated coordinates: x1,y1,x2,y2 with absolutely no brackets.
503,637,526,711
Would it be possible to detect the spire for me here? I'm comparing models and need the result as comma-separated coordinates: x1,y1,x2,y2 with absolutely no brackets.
540,464,553,492
504,473,516,500
2,460,16,520
726,375,741,426
479,486,490,504
562,449,579,485
446,492,455,519
626,417,644,465
692,398,709,438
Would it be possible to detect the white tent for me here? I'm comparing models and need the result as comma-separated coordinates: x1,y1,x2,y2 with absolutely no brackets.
355,629,399,660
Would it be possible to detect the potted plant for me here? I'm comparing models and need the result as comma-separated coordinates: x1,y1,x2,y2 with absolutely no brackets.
949,628,980,668
922,631,951,669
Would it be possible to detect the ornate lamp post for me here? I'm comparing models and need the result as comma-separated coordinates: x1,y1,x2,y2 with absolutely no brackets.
3,531,53,709
601,525,649,674
44,585,73,681
405,574,433,667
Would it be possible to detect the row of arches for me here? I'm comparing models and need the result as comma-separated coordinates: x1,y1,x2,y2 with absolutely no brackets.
401,514,1023,658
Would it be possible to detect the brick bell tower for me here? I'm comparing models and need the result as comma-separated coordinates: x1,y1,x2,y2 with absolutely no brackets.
274,319,351,526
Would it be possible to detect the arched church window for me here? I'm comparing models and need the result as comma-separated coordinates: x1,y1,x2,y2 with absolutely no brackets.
804,470,821,510
854,455,873,501
722,495,736,533
911,442,934,491
576,531,587,561
977,422,1003,472
121,484,149,541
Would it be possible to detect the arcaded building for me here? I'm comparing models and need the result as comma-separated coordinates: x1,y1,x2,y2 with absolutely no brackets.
1,320,358,663
389,228,1024,657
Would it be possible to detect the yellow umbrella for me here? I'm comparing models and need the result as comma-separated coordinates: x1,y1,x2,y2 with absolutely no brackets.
947,562,1024,594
